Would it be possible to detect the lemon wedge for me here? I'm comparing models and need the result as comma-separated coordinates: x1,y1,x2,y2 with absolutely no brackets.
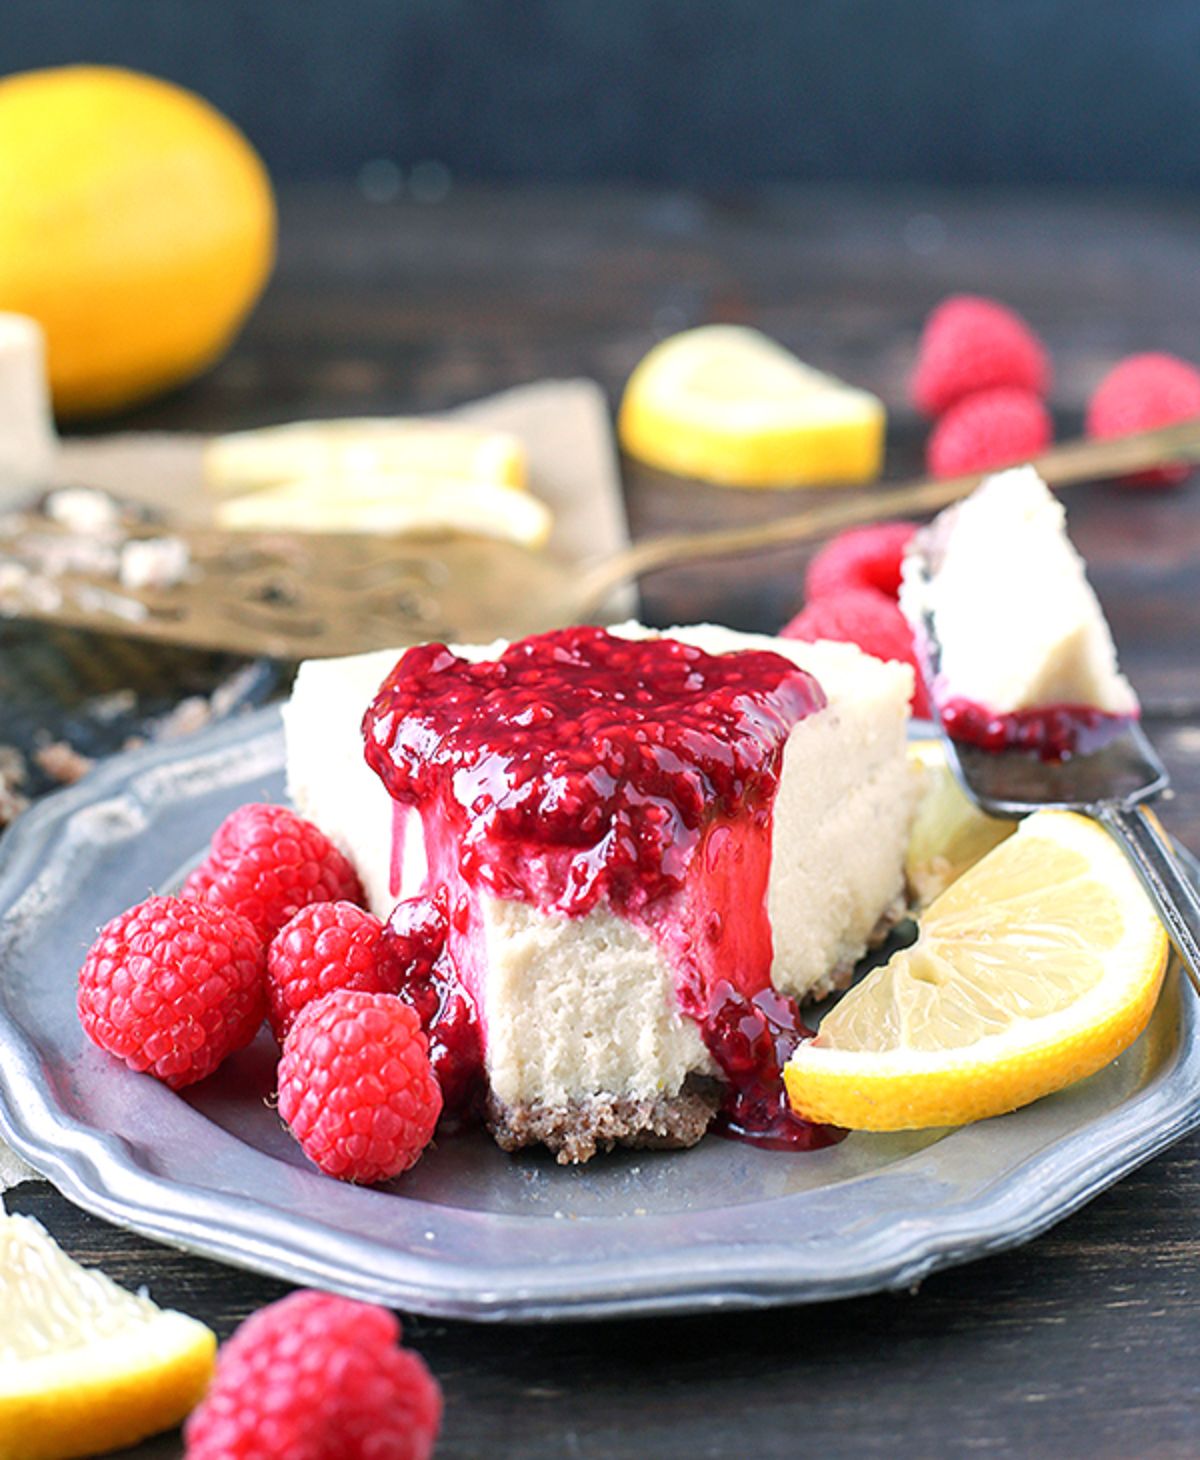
0,1213,215,1459
906,738,1017,907
785,810,1170,1131
204,418,527,494
618,325,885,487
214,472,553,548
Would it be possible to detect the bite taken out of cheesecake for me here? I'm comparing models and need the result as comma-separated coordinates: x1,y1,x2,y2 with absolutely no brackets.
900,467,1139,760
284,622,918,1163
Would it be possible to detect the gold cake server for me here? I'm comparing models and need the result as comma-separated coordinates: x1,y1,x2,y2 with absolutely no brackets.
1,420,1199,659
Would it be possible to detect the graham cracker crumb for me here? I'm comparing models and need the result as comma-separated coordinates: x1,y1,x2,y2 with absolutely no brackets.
487,1080,721,1165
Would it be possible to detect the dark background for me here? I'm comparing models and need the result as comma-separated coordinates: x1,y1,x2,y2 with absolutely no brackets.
6,0,1200,189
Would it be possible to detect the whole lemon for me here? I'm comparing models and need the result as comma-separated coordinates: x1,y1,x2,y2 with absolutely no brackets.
0,65,276,417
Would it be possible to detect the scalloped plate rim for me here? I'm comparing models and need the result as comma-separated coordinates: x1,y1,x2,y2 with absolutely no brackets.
0,705,1197,1322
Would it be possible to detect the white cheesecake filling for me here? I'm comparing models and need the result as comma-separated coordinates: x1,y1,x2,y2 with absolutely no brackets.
284,623,917,1112
900,467,1138,718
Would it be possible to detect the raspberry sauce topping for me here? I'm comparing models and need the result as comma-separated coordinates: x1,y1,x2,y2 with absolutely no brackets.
363,626,832,1151
704,983,842,1150
940,696,1136,761
365,626,823,917
380,891,485,1123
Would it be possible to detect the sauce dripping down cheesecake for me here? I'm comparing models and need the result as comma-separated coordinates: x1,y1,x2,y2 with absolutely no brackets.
364,625,833,1148
284,619,916,1162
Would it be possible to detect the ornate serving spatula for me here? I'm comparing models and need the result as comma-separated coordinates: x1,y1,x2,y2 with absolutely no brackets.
1,420,1199,659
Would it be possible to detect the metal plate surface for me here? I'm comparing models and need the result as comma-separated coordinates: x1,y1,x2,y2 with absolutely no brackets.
0,707,1197,1321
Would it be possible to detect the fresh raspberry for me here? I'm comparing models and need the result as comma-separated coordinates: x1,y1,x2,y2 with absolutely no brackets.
911,295,1050,416
1086,352,1200,486
925,387,1052,479
183,803,364,943
183,1289,442,1460
267,901,393,1044
77,896,266,1089
781,588,930,718
278,989,442,1183
804,521,917,603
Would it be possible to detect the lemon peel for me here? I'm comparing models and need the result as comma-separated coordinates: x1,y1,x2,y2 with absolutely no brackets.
0,1213,215,1460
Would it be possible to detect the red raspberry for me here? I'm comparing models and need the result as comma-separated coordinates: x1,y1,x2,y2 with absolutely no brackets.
781,588,930,718
911,295,1050,416
183,803,364,943
184,1289,442,1460
77,896,266,1089
1086,352,1200,487
278,990,442,1183
804,521,917,603
925,387,1052,479
267,901,393,1044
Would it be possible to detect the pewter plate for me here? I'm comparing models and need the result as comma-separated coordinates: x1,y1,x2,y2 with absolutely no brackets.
1,707,1197,1322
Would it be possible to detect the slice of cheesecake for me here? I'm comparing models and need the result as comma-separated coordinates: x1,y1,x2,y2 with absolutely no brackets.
900,467,1139,758
284,622,916,1162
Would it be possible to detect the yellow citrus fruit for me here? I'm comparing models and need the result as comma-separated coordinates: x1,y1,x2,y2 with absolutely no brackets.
216,472,553,547
0,1213,215,1459
905,738,1017,907
785,810,1170,1131
618,324,885,487
0,66,275,417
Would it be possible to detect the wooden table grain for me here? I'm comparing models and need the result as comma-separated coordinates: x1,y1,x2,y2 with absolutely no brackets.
9,184,1200,1459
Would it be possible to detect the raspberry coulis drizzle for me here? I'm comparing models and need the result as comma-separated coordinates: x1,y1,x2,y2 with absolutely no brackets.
940,696,1136,761
365,625,837,1149
377,889,485,1125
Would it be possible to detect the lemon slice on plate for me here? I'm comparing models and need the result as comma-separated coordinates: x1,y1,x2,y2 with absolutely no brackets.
906,738,1017,907
618,324,885,487
204,418,527,493
785,809,1170,1131
0,1213,215,1459
215,472,554,548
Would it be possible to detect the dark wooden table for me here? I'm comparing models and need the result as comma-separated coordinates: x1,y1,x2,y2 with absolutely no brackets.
9,183,1200,1458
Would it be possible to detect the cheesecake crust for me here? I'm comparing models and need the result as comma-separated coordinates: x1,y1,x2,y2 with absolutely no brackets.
487,1079,721,1165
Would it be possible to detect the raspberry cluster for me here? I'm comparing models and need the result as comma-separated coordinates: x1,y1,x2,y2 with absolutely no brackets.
910,292,1200,485
780,299,1200,716
911,295,1052,478
77,801,447,1186
79,816,452,1448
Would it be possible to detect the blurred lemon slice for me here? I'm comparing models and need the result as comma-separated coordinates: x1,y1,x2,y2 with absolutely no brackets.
0,1213,215,1459
906,738,1017,907
785,810,1169,1131
618,325,885,487
204,418,527,493
215,472,553,547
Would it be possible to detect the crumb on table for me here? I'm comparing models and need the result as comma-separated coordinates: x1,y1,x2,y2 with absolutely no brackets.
33,740,95,786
